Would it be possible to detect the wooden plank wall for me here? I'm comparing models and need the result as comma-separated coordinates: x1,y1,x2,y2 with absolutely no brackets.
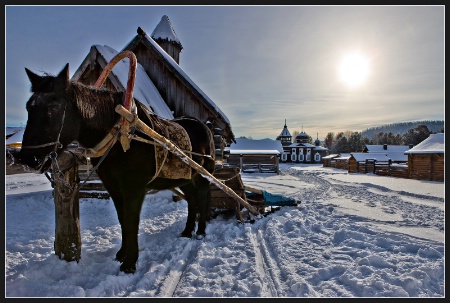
409,154,444,181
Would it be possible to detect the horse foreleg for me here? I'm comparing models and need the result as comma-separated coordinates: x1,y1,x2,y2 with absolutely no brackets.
97,173,128,263
179,183,197,238
119,188,146,274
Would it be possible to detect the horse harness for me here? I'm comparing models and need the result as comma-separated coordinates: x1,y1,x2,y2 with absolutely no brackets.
22,100,212,193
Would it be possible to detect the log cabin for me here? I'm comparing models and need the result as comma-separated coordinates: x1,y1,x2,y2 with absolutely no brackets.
404,133,444,181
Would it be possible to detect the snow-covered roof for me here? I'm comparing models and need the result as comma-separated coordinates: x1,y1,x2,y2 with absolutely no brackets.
350,152,391,162
228,149,281,155
323,154,339,159
404,133,445,154
94,45,174,120
384,151,408,162
226,138,284,155
287,143,316,148
365,145,410,153
151,15,182,46
334,153,351,160
128,32,231,125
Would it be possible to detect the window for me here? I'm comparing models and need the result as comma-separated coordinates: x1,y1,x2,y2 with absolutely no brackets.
291,154,297,161
281,153,287,161
314,153,321,162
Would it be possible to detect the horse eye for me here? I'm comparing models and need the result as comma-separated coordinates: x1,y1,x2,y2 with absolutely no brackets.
48,104,59,114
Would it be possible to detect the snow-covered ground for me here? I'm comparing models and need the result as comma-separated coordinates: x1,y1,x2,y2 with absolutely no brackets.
5,163,445,297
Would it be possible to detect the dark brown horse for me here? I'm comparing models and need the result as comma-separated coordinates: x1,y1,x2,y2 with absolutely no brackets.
18,64,216,274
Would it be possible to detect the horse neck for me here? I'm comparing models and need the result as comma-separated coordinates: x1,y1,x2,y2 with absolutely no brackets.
71,83,124,148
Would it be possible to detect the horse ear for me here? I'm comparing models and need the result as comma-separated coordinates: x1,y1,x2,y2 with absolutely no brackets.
25,68,42,87
57,63,70,81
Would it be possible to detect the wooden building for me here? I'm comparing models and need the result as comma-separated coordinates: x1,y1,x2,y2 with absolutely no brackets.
333,154,351,170
404,133,444,181
348,153,391,174
363,144,409,164
322,154,339,167
72,15,235,154
276,121,328,163
225,138,283,174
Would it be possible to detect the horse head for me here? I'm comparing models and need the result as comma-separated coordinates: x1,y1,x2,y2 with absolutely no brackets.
19,64,81,172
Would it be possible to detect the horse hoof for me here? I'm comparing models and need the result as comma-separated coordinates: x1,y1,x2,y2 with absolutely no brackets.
180,231,193,238
195,234,205,240
120,263,136,274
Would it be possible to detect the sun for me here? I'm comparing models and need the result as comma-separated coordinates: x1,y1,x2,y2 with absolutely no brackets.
338,53,370,88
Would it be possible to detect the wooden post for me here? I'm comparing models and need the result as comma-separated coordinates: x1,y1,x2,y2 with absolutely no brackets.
52,151,81,262
275,154,280,175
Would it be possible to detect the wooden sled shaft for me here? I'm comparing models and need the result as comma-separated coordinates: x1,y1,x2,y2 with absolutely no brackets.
115,104,259,215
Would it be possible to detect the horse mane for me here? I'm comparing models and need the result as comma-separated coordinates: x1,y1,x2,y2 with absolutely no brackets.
68,81,123,129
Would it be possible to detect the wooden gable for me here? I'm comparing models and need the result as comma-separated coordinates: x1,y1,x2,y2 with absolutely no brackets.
123,30,235,145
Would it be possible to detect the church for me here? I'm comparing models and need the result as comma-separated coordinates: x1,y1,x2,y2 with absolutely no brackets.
276,120,328,163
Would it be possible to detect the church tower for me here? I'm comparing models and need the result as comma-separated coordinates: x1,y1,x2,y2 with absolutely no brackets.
276,120,292,146
315,133,321,146
151,15,183,64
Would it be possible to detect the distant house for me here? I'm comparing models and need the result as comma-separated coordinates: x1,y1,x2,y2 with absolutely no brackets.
333,153,351,170
363,144,409,163
348,152,391,174
404,133,444,181
225,138,283,174
275,120,328,163
322,154,339,167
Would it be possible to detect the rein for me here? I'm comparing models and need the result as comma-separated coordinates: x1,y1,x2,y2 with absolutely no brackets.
21,104,67,151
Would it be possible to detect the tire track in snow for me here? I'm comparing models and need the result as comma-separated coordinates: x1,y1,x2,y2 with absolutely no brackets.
246,226,285,297
154,239,200,297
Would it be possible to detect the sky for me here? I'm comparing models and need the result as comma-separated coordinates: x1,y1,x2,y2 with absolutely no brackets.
5,163,444,297
5,5,445,140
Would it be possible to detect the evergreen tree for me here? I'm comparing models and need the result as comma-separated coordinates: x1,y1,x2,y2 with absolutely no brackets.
402,124,431,145
324,132,334,149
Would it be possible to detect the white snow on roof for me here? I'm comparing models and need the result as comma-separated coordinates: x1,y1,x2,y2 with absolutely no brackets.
151,15,181,45
334,153,351,160
226,138,284,155
350,152,391,162
228,149,281,155
95,45,174,120
323,154,339,159
137,33,230,125
314,146,328,151
365,145,410,153
384,151,408,162
287,143,316,148
405,133,445,154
